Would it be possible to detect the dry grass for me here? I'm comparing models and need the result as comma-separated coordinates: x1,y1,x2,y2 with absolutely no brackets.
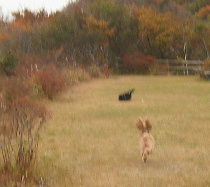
38,75,210,187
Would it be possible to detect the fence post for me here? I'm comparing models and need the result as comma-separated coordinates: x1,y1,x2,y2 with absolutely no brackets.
185,60,189,75
182,60,185,75
167,59,169,74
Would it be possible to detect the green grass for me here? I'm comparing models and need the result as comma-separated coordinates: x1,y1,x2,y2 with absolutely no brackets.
38,75,210,187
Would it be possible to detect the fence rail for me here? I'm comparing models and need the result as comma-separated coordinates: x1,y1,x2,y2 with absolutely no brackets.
157,59,204,75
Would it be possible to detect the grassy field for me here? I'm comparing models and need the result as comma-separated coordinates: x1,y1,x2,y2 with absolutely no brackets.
38,75,210,187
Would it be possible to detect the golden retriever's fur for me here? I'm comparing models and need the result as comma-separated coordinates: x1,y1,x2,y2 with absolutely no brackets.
136,117,155,162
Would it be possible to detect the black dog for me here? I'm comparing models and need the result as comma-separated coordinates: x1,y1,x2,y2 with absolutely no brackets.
119,89,135,101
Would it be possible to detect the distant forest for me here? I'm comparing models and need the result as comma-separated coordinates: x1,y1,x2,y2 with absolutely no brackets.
0,0,209,71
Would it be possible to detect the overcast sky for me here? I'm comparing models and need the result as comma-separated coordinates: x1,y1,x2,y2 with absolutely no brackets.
0,0,71,19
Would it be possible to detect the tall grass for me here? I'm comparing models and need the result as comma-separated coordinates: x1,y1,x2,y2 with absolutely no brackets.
38,76,210,187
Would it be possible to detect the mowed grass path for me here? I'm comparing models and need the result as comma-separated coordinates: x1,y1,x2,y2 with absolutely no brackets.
38,76,210,187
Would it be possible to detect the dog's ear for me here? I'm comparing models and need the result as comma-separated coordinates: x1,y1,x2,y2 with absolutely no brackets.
145,118,152,132
136,117,144,132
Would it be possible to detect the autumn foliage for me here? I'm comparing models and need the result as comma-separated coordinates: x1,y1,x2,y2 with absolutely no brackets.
196,5,210,20
0,0,209,75
0,78,48,185
123,53,156,74
202,58,210,70
33,65,66,100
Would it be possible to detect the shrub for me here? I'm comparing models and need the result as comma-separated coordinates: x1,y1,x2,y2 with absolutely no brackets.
0,51,18,76
1,51,17,70
200,58,210,79
202,58,210,70
122,53,156,74
86,64,102,78
16,54,42,78
150,62,169,75
65,67,90,86
0,78,48,185
33,65,66,100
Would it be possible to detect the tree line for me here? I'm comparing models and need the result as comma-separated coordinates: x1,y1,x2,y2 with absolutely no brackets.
0,0,209,72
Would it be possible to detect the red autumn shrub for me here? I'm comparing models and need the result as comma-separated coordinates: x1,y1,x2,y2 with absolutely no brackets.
0,78,48,185
33,65,66,100
0,77,32,102
202,58,210,70
122,53,156,74
200,58,210,79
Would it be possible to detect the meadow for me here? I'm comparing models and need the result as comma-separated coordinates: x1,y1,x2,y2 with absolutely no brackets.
38,75,210,187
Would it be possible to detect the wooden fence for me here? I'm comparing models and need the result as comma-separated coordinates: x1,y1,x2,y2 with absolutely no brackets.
157,59,204,75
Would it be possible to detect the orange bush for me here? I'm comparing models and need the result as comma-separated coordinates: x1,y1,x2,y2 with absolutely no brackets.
0,78,48,185
202,58,210,70
33,65,66,100
122,53,156,74
196,5,210,20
